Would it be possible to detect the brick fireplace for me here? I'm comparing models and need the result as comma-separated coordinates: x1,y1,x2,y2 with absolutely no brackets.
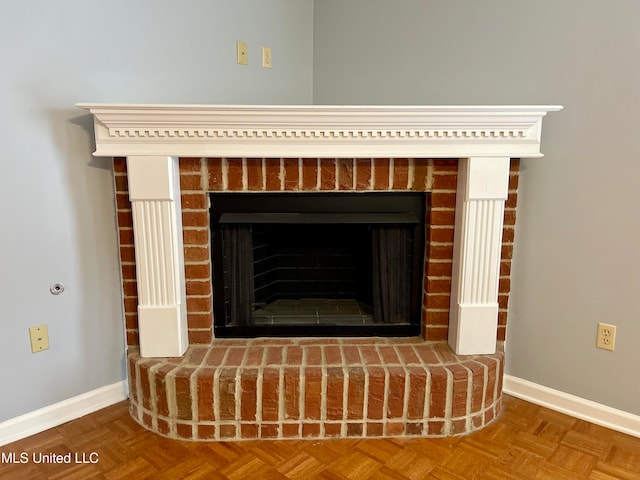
80,104,560,440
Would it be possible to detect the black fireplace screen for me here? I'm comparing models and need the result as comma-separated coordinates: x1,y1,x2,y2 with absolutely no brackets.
210,192,427,337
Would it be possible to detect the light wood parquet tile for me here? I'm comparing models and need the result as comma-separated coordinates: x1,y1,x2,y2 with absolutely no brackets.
1,395,640,479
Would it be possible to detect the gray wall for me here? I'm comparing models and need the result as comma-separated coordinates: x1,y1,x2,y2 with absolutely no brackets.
314,0,640,414
0,0,313,422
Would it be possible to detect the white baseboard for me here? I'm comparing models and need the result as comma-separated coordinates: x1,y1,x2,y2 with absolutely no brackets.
0,380,128,447
503,375,640,438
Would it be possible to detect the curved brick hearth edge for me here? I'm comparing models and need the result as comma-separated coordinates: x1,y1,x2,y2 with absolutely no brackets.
127,338,504,441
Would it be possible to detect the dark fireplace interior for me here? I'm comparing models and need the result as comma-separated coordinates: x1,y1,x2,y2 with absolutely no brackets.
210,192,427,337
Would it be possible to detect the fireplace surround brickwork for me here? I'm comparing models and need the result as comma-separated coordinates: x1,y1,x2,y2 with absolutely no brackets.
115,157,519,347
115,156,518,440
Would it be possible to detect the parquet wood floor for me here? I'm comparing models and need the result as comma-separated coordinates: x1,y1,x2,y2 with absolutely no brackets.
1,395,639,479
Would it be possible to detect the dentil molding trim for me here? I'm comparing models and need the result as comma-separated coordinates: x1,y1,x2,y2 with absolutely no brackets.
77,104,562,158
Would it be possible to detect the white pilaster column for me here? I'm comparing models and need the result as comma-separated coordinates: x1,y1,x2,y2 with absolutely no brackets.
127,156,188,358
448,157,510,355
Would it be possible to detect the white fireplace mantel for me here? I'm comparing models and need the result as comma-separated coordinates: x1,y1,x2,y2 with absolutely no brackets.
79,104,561,357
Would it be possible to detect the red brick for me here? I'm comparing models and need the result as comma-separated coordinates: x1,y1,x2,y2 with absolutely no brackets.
430,209,456,226
392,158,409,190
246,158,263,191
185,313,210,330
431,192,457,209
284,368,300,420
181,193,207,209
240,369,258,421
377,346,400,364
113,157,127,173
117,211,133,228
429,227,454,243
218,368,238,421
426,311,449,326
226,159,243,191
426,278,451,294
407,367,427,420
301,158,318,190
187,296,212,313
338,158,354,190
324,345,343,365
116,193,131,209
373,158,390,190
503,209,517,226
126,330,139,346
426,293,451,309
176,423,192,440
359,346,382,365
284,158,299,191
155,364,176,417
180,174,202,191
412,160,429,191
305,346,322,366
324,423,341,436
261,424,279,438
508,174,519,190
347,367,365,420
119,245,135,263
367,422,383,436
432,174,458,190
205,347,228,366
265,158,281,190
356,159,371,190
188,329,212,344
119,229,134,246
429,367,448,419
183,229,209,246
501,244,513,260
326,368,344,421
449,365,469,418
219,425,236,438
182,211,208,227
302,423,320,437
185,263,210,280
396,345,420,365
427,262,453,277
432,159,458,169
367,367,385,420
282,424,299,438
429,244,454,259
502,227,515,243
424,326,448,341
114,175,128,193
320,159,336,190
387,367,406,418
175,368,194,420
207,158,224,190
304,367,322,420
198,424,216,439
342,345,361,364
179,157,202,173
186,280,211,296
285,346,303,365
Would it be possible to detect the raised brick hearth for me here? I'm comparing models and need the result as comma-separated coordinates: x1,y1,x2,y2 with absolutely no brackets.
80,104,559,440
128,339,503,441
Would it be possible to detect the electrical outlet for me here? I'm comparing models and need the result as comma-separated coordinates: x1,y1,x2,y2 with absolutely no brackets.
29,324,50,353
236,41,248,65
262,46,272,68
596,322,616,351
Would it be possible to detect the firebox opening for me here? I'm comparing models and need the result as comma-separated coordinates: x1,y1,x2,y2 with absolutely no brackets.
210,192,427,338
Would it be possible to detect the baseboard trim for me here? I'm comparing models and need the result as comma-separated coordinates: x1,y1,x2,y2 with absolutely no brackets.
0,380,128,447
503,375,640,438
